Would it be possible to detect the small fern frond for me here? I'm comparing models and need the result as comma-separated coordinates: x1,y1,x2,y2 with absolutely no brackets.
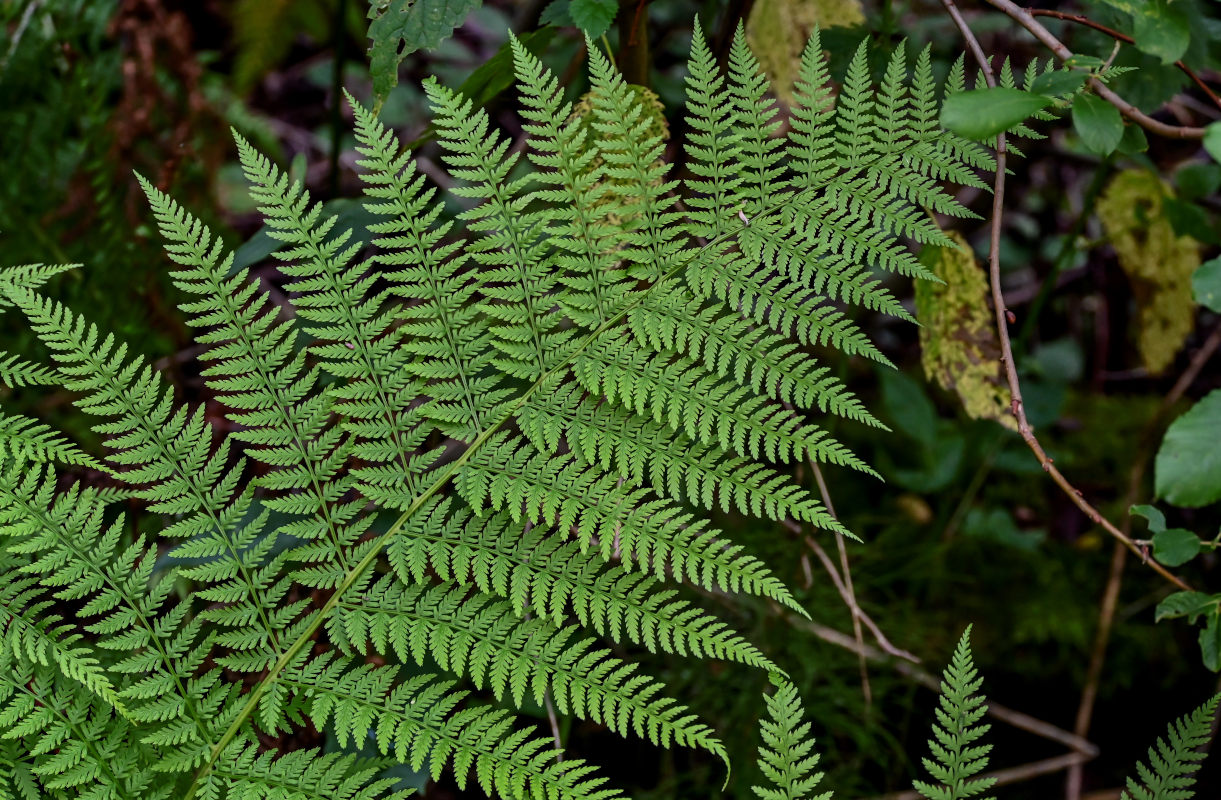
914,626,995,800
1120,694,1220,800
212,744,405,800
753,674,831,800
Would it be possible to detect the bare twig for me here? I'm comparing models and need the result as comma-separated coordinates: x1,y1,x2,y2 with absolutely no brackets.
982,0,1207,139
1066,323,1221,798
782,519,920,663
941,0,1194,592
1029,8,1221,111
809,460,872,708
794,618,1098,755
870,752,1094,800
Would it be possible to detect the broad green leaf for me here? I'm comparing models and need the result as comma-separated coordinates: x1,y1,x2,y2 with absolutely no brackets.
1116,122,1148,154
368,0,482,104
538,0,573,26
1132,0,1190,64
1205,121,1221,164
1131,503,1168,533
940,87,1054,140
1156,389,1221,507
1152,527,1202,567
570,0,617,38
458,28,555,109
1193,257,1221,313
1030,69,1087,97
1156,590,1216,623
1175,163,1221,201
1201,614,1221,672
1072,93,1124,155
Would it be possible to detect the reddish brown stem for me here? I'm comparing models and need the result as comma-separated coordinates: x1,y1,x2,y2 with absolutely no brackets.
1030,8,1221,111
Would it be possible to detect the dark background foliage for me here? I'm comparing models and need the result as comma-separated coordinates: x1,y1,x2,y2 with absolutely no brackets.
2,0,1220,797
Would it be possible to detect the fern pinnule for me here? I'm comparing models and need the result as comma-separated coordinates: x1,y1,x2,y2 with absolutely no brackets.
388,496,778,669
330,577,727,758
351,93,504,445
280,661,623,800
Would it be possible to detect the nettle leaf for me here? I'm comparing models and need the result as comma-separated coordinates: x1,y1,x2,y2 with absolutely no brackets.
1152,528,1202,567
368,0,482,103
1156,591,1216,623
1072,93,1124,155
940,87,1053,140
1201,616,1221,672
1193,257,1221,313
1156,389,1221,507
569,0,617,38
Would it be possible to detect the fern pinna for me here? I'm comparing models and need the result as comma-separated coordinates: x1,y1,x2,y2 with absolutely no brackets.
0,26,986,799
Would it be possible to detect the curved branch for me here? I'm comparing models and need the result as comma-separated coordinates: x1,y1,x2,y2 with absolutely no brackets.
939,0,1194,592
1030,8,1221,112
983,0,1208,139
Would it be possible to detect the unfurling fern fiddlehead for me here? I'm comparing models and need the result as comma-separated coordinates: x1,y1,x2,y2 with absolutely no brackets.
0,22,996,799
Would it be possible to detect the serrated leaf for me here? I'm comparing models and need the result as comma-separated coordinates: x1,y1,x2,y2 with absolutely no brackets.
570,0,617,38
1201,614,1221,672
1131,503,1168,533
1205,121,1221,163
368,0,482,104
940,87,1053,140
1156,591,1216,623
1193,257,1221,313
1152,527,1202,567
1156,389,1221,507
1072,93,1124,155
1030,69,1087,97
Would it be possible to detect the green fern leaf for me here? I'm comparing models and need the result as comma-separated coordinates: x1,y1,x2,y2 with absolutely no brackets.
1120,694,1220,800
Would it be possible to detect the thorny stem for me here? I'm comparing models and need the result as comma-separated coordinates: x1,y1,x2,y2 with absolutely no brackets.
982,0,1207,139
938,0,1194,592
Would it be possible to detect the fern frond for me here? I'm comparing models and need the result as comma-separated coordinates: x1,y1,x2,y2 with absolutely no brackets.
331,577,726,758
512,36,633,329
389,496,778,669
424,77,567,382
1120,694,1220,800
572,332,873,472
0,551,120,710
457,432,809,609
0,264,78,309
234,131,434,503
139,175,362,589
0,658,150,798
212,744,405,800
280,660,624,800
0,352,59,388
519,381,841,527
913,626,995,800
753,674,831,800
